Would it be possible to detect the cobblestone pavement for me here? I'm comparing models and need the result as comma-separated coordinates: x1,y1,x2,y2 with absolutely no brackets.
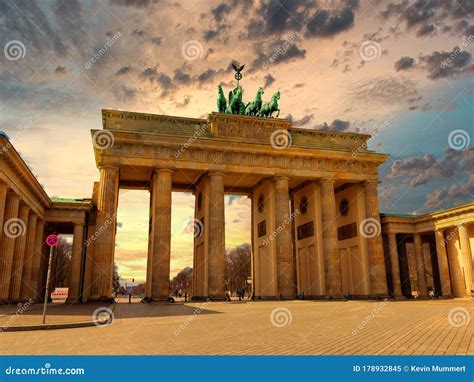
0,299,472,355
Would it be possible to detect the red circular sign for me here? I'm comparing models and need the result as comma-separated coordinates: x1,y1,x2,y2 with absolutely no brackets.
46,234,59,247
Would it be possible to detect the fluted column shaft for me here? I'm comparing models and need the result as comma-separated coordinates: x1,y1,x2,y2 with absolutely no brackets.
208,171,225,298
0,184,8,238
0,194,21,301
388,232,402,297
364,180,387,296
274,176,295,298
30,220,45,300
413,233,428,296
458,224,473,293
9,205,30,301
320,178,342,297
149,168,173,300
67,223,85,302
446,228,467,297
20,213,38,300
91,165,119,300
434,229,452,297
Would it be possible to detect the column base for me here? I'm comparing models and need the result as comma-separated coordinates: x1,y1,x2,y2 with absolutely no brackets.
144,296,175,303
87,296,115,303
65,298,81,304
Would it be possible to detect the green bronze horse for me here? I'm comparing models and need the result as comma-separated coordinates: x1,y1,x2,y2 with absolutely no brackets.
217,85,226,113
226,86,245,115
245,87,264,116
259,90,280,118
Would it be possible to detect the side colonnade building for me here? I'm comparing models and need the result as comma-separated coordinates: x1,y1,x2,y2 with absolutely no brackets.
0,111,472,305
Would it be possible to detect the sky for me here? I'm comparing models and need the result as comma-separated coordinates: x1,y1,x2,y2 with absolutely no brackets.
1,0,472,281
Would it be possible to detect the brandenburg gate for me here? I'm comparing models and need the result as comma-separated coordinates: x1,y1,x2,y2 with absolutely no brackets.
1,69,472,304
87,109,389,301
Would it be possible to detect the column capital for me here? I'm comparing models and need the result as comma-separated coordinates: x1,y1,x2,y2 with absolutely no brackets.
6,191,21,200
273,174,290,181
319,177,335,186
99,164,120,172
364,178,379,186
208,170,225,177
153,167,174,177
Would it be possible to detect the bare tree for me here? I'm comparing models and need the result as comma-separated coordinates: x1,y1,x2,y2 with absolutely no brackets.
52,238,72,288
225,243,251,292
170,266,193,295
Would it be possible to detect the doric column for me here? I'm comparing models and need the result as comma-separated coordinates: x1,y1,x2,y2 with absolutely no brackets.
8,204,30,302
0,193,21,301
320,178,342,297
20,213,38,300
149,168,173,300
67,223,85,303
273,175,295,298
446,227,467,297
364,180,387,296
0,183,8,237
91,165,119,300
207,171,225,298
434,229,452,297
387,232,402,297
458,224,473,294
30,219,45,299
413,233,428,296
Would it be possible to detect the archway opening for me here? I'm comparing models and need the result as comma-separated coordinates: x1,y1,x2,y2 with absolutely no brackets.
114,189,149,302
224,195,252,298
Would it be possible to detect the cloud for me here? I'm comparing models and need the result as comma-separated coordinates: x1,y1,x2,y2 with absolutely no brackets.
293,114,314,127
109,0,158,8
54,66,68,76
263,74,275,88
394,56,415,71
422,174,474,212
388,147,473,188
317,119,355,132
249,40,306,72
305,7,355,37
419,47,473,80
416,23,436,36
116,66,132,76
350,76,419,105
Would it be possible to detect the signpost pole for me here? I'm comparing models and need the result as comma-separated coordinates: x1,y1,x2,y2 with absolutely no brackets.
42,234,59,324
